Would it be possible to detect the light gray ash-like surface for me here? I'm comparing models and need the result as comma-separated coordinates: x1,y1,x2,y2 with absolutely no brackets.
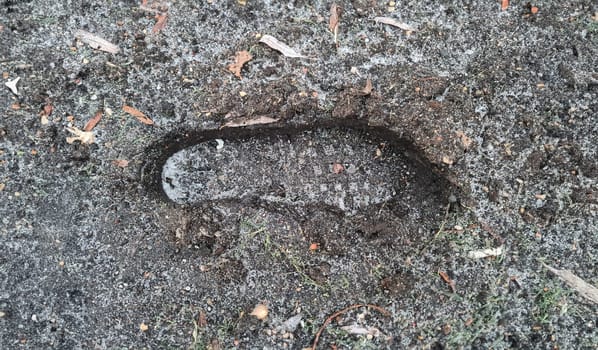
162,128,416,215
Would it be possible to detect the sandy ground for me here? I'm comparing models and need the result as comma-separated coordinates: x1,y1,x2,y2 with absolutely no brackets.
0,1,596,349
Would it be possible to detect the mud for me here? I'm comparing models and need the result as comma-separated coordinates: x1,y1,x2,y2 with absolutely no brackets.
1,0,597,349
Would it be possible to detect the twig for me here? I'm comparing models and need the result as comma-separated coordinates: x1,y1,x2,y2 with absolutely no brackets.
311,304,390,350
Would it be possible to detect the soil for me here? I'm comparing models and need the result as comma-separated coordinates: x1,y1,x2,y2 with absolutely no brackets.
0,1,597,349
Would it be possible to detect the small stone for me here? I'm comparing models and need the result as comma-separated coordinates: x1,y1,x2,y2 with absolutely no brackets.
250,303,268,320
442,156,453,165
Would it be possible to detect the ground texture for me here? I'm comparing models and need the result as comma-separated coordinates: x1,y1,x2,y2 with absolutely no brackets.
0,1,596,349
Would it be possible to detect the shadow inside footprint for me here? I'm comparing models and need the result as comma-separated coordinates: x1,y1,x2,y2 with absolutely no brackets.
151,124,453,228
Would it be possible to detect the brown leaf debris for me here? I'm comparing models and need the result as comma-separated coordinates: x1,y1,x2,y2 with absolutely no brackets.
227,50,253,79
455,130,473,149
39,103,53,125
332,163,344,174
152,13,168,33
329,3,342,44
438,270,456,292
84,110,103,131
112,159,129,168
123,105,154,125
360,78,373,95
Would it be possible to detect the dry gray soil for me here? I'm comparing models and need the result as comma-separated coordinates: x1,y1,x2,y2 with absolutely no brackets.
0,1,597,349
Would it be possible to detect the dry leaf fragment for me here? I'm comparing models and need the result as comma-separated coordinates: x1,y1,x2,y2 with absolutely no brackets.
467,246,504,259
74,29,120,54
455,130,473,149
227,50,253,79
221,115,279,128
152,13,168,33
39,103,53,125
5,77,20,95
197,311,208,328
438,270,456,292
112,159,129,168
259,35,306,58
540,262,598,304
123,105,154,125
66,127,95,145
374,17,417,32
441,156,454,165
501,0,509,11
360,78,373,95
41,104,53,117
340,325,381,337
329,3,342,32
250,304,268,320
332,163,345,174
329,3,342,44
84,110,103,131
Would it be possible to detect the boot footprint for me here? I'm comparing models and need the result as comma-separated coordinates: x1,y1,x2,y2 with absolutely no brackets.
160,126,448,217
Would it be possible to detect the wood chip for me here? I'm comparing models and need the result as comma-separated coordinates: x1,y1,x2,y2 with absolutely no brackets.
221,115,279,128
373,17,417,32
227,50,253,79
259,35,305,58
123,105,154,125
540,262,598,304
84,110,103,131
74,29,120,54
